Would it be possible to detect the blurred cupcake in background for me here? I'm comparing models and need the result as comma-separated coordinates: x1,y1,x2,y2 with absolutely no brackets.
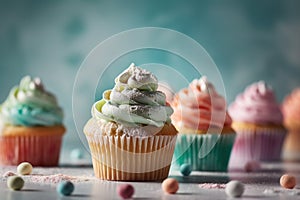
84,63,178,181
228,81,286,169
171,76,235,171
282,88,300,161
0,76,65,166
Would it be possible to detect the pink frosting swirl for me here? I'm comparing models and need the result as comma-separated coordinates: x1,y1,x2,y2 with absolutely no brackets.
282,88,300,125
171,77,232,130
229,81,283,124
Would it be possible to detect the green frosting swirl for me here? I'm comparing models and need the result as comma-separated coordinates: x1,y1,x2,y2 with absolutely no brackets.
92,63,173,127
0,76,63,126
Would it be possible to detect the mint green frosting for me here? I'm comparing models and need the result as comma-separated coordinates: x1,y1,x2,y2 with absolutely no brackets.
0,76,63,126
92,63,173,127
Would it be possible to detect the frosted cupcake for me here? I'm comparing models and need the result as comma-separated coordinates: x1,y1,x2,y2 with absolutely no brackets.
0,76,65,166
282,88,300,161
84,63,178,181
228,81,286,169
171,77,235,171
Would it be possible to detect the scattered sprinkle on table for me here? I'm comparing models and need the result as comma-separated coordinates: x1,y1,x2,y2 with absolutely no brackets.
199,183,226,189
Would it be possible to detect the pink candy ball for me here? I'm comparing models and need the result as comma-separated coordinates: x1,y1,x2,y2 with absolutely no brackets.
244,161,260,172
162,178,179,194
280,174,296,189
117,184,134,199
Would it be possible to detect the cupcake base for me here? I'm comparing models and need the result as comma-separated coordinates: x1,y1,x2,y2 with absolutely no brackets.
93,162,171,181
173,133,236,171
84,119,178,181
229,123,286,169
0,125,65,166
86,134,177,181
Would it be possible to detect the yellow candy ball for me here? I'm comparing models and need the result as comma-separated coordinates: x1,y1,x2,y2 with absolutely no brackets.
7,176,24,190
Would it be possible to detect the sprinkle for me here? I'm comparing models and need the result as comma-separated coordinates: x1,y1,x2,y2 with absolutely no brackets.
199,183,226,189
2,171,16,178
263,188,300,196
28,174,91,185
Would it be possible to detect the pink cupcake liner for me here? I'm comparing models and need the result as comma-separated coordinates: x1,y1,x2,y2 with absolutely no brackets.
229,128,286,169
0,135,63,166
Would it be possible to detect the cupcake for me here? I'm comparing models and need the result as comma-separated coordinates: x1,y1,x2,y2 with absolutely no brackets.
171,77,235,171
228,81,286,169
282,88,300,161
84,63,178,181
0,76,65,166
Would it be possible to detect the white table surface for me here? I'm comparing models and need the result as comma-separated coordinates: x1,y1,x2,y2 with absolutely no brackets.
1,162,300,200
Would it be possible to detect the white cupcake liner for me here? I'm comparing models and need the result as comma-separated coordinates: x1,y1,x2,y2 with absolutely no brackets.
85,134,177,180
229,128,286,169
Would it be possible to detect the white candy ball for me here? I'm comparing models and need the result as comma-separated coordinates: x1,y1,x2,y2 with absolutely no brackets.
225,180,245,197
17,162,33,175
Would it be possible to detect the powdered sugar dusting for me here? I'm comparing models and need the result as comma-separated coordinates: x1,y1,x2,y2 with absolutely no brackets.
199,183,226,189
28,174,93,185
264,188,300,196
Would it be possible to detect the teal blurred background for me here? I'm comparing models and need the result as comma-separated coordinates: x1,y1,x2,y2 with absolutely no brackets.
1,0,300,162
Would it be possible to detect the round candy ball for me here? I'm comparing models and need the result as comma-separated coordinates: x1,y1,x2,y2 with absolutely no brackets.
162,178,179,194
117,184,134,199
280,174,296,189
17,162,33,175
225,180,245,197
7,176,24,190
56,181,74,196
180,163,192,176
70,148,84,160
244,161,260,172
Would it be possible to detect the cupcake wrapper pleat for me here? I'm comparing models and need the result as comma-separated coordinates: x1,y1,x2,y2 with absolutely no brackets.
85,134,177,181
229,128,286,169
0,135,63,166
173,133,236,171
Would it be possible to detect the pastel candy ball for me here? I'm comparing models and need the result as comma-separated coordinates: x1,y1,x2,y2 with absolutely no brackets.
56,181,74,196
280,174,296,189
7,176,24,190
180,163,192,176
17,162,33,175
70,148,84,160
244,161,260,172
117,184,134,199
225,180,245,197
162,178,179,194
